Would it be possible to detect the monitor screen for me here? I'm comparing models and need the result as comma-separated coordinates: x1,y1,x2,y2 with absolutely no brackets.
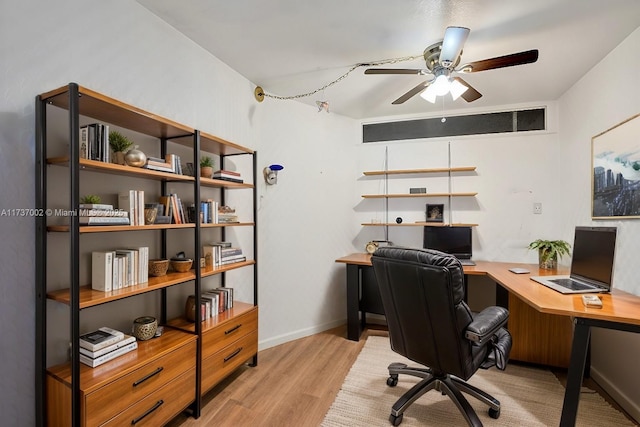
570,226,617,288
423,226,473,259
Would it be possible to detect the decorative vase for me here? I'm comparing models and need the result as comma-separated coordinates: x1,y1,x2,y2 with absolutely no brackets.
538,249,557,270
201,166,213,179
113,151,126,165
125,146,147,167
132,316,157,341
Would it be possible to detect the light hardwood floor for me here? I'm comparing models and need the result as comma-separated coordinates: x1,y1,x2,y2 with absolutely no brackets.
167,325,634,426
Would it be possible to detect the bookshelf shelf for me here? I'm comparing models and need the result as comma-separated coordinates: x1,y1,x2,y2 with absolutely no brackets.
36,83,258,426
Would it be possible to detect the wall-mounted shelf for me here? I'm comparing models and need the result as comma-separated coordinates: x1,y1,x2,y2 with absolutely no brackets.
361,222,478,227
362,166,476,176
362,192,477,199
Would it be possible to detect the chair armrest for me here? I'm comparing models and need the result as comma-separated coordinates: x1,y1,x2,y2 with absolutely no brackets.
465,306,509,345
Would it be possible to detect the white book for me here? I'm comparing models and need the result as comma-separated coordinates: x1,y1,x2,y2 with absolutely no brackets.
80,341,138,368
79,203,114,210
137,190,145,226
79,327,124,352
92,251,114,292
118,191,136,226
80,217,130,226
79,334,136,359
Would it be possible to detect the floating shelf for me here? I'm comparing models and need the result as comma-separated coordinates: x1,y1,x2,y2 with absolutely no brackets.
362,166,476,176
362,192,477,199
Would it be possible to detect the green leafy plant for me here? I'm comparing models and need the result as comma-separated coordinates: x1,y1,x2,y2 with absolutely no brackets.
109,130,134,153
80,195,101,204
200,156,214,168
528,239,571,269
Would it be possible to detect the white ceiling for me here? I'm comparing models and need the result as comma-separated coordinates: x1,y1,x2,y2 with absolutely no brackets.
137,0,640,120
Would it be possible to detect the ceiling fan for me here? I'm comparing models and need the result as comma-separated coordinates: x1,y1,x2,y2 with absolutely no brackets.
365,26,539,104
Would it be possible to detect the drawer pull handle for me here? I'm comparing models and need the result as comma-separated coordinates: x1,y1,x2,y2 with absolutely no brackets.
224,347,243,362
225,324,242,335
131,400,164,425
133,367,163,387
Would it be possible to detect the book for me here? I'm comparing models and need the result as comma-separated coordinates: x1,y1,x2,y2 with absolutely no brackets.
80,217,130,226
92,251,114,292
79,334,136,359
79,209,128,217
79,203,114,210
79,327,124,352
118,191,136,225
79,340,138,368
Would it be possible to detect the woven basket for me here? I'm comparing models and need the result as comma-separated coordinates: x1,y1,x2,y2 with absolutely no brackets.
148,259,169,277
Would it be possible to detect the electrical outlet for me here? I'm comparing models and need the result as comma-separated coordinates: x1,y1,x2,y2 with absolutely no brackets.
533,202,542,214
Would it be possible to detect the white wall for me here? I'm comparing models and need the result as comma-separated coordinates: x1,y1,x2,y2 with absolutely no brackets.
557,26,640,421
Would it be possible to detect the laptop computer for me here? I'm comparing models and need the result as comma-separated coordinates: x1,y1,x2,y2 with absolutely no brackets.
530,226,617,294
423,226,476,266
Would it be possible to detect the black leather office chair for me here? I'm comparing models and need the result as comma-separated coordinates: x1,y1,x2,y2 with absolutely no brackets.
371,247,512,427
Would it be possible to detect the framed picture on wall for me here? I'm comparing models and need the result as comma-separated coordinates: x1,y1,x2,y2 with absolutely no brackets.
592,113,640,219
425,204,444,222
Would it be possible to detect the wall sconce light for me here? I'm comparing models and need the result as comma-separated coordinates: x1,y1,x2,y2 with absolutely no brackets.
263,164,284,185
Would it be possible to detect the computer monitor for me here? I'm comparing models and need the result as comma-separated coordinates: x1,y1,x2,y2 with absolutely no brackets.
423,226,473,260
570,226,617,289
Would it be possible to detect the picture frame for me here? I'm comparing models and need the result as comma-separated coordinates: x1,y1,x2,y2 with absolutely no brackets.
425,203,444,223
592,113,640,219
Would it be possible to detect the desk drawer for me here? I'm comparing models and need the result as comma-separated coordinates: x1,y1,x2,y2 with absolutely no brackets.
100,368,195,426
86,340,196,425
202,308,258,359
202,329,258,394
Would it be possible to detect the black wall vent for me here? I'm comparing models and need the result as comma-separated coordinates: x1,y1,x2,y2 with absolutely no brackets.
363,108,545,143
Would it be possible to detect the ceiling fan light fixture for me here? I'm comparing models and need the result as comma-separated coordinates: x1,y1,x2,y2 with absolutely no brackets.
420,85,438,103
449,79,469,101
432,74,451,96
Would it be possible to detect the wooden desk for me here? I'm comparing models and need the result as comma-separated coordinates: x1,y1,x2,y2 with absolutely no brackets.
335,253,640,427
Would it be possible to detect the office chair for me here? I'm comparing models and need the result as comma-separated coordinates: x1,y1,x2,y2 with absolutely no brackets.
371,247,512,427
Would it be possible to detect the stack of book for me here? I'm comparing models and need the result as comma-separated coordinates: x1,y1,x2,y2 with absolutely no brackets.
79,327,138,368
79,203,130,226
91,247,149,292
202,242,245,268
142,154,184,174
212,169,243,183
217,205,239,223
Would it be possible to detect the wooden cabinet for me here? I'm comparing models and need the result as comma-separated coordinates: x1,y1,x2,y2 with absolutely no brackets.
35,83,258,426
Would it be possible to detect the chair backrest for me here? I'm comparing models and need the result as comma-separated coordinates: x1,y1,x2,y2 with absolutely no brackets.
371,246,476,379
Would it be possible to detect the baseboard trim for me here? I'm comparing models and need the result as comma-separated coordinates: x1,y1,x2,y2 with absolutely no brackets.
591,366,640,424
258,318,347,351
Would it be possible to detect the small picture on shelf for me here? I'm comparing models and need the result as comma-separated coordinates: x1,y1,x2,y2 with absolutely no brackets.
425,204,444,223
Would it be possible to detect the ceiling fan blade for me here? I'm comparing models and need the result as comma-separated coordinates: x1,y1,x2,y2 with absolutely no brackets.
392,80,431,104
452,77,482,102
465,49,539,73
365,68,425,75
439,26,470,66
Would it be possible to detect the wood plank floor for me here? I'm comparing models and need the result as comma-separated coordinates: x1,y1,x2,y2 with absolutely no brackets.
167,325,635,426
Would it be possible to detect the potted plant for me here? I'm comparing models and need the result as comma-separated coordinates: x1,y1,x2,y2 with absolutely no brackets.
200,156,214,178
528,239,571,270
109,130,134,165
80,195,101,205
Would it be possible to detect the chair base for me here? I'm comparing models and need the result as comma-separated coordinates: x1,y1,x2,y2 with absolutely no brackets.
386,363,501,427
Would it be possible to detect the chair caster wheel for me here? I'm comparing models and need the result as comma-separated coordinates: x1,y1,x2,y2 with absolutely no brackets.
389,413,403,426
489,407,500,419
386,376,398,387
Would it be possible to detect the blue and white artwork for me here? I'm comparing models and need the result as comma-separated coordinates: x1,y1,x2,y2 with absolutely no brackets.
592,113,640,218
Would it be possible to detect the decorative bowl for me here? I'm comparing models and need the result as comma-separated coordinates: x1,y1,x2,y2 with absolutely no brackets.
132,316,157,340
148,259,169,277
170,258,193,273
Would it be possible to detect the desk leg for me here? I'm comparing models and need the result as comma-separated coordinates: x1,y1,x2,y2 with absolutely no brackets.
346,264,361,341
559,319,591,427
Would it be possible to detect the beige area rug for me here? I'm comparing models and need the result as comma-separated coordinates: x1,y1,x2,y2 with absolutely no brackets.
322,336,636,426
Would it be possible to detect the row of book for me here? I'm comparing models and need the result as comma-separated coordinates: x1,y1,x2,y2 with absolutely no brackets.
78,327,138,368
158,193,187,224
92,247,149,292
198,287,234,320
203,242,246,269
79,123,110,163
